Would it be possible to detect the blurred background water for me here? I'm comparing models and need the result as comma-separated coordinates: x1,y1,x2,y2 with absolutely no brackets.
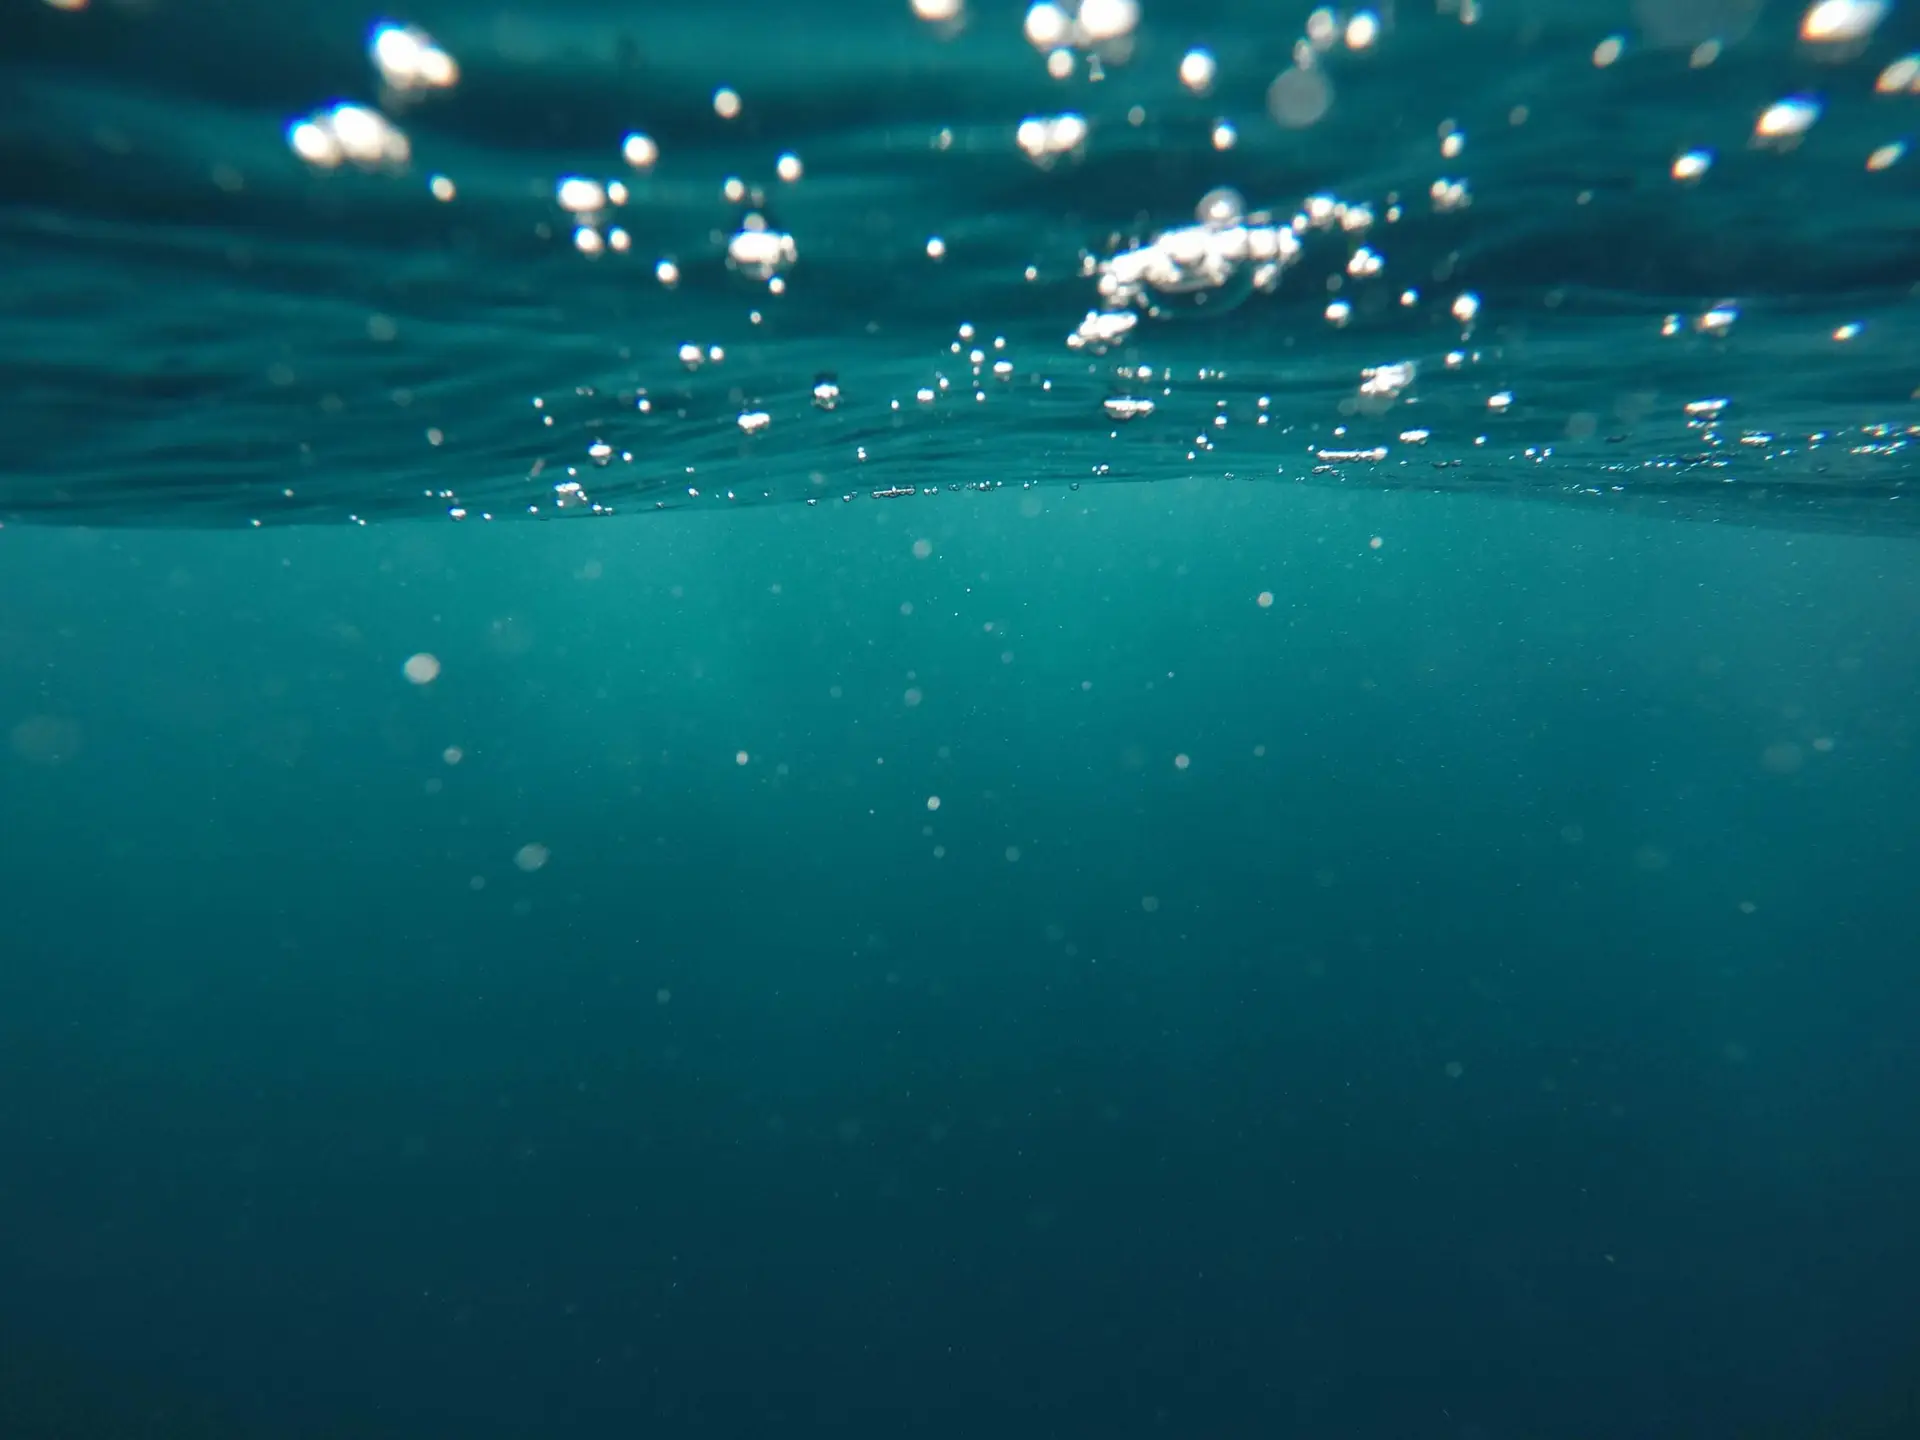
3,1,1920,1438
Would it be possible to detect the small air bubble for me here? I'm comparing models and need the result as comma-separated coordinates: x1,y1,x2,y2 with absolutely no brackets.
622,133,659,170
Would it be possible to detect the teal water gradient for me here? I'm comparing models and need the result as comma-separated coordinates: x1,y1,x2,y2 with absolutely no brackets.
3,483,1919,1438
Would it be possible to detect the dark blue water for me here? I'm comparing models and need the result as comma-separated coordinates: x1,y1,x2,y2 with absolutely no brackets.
4,2,1920,1438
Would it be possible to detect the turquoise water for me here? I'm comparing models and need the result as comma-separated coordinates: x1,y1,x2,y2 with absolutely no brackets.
4,2,1920,1438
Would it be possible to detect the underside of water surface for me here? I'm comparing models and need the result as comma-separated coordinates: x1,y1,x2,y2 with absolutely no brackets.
2,0,1916,529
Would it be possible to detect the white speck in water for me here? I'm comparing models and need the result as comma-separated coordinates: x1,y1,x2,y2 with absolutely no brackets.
1754,97,1820,146
556,177,606,213
622,133,659,170
1875,55,1920,93
1672,149,1713,181
1800,0,1886,45
370,23,459,93
1024,2,1071,48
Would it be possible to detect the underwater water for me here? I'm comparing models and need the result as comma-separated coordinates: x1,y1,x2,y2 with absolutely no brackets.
3,1,1920,1438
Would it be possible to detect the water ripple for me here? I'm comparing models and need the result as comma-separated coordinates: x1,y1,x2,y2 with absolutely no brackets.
2,0,1915,528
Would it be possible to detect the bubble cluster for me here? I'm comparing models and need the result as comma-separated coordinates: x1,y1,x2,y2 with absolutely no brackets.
1016,114,1090,165
288,21,458,172
288,104,410,170
1089,190,1302,322
369,23,459,95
